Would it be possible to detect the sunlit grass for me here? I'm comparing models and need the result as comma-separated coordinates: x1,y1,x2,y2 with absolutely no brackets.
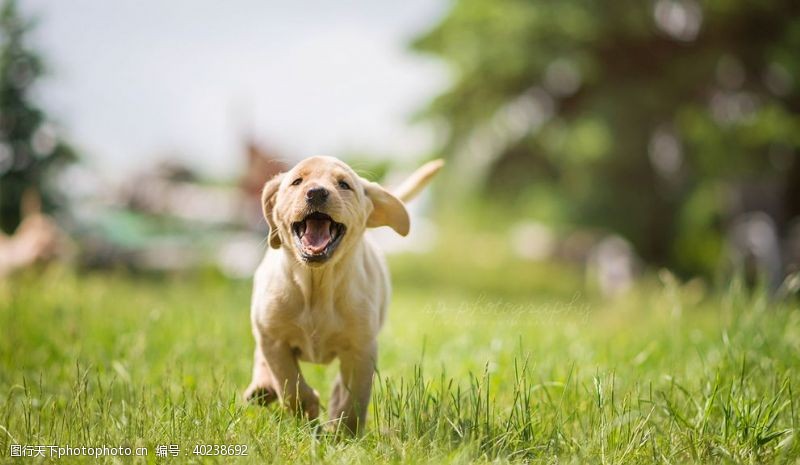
1,264,798,464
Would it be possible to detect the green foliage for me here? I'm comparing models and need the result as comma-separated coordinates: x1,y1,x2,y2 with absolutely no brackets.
0,0,76,233
1,268,798,464
413,0,800,276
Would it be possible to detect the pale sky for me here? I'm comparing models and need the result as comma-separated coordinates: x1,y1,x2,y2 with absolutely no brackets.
23,0,450,179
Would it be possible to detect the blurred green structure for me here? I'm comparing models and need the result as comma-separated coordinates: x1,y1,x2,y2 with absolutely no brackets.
413,0,800,277
0,0,76,233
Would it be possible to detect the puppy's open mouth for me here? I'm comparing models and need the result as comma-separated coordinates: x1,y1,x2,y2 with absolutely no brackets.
291,212,346,262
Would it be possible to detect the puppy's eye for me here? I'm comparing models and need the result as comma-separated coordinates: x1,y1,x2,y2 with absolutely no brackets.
291,178,303,186
338,180,351,190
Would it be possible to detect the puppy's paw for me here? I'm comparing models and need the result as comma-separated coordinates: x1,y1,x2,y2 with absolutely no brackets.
244,383,277,406
325,411,362,436
299,389,321,420
281,388,320,420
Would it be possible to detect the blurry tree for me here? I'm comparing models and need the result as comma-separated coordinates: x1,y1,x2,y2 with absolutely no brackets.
0,0,76,233
413,0,800,276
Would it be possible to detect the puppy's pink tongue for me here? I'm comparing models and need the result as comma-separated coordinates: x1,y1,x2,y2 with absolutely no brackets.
301,218,332,254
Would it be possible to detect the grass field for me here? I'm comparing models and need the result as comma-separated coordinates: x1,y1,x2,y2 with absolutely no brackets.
1,253,799,464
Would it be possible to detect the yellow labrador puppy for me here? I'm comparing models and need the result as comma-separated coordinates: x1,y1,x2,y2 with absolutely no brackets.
245,156,443,433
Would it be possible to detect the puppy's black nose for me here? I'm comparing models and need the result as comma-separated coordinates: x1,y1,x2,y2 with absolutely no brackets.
305,186,329,206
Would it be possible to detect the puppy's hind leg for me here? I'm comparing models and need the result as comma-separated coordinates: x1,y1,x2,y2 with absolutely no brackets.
328,373,345,429
244,347,277,406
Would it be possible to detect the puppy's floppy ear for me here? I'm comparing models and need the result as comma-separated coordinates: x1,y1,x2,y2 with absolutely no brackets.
261,173,285,249
363,180,410,236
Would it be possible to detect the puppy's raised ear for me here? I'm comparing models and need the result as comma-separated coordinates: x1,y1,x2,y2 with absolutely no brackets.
261,173,285,248
363,180,410,236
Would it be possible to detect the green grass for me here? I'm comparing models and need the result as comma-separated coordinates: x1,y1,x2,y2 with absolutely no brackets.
1,262,799,464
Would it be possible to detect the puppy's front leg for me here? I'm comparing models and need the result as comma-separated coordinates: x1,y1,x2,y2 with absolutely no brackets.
262,340,320,420
329,342,377,434
244,346,277,406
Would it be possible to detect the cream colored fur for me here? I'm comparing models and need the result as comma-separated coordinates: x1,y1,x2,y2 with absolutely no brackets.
245,156,443,433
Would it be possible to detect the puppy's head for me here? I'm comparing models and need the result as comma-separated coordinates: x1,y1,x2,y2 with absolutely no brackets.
262,156,409,266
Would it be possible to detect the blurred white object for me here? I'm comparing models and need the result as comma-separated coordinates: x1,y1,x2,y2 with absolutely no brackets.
216,233,266,278
509,221,556,261
587,235,639,298
727,211,782,291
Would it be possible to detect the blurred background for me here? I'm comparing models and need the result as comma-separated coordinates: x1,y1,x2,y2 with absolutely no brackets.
1,0,798,298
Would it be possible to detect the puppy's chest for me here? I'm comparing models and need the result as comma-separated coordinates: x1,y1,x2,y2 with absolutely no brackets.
284,304,362,364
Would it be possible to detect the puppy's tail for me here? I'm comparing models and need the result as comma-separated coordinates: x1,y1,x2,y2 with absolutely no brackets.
393,159,445,203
